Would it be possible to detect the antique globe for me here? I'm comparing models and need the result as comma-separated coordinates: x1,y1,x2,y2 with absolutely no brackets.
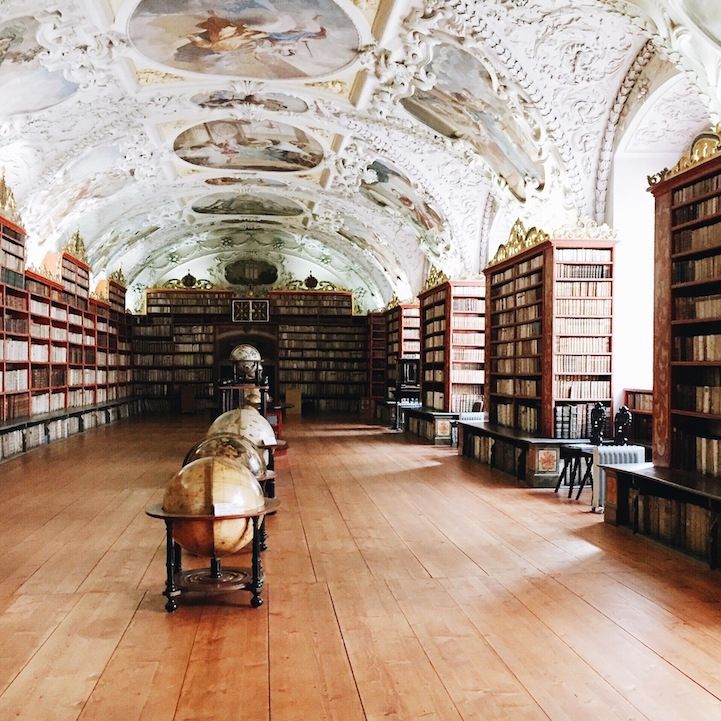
162,456,265,557
183,433,267,479
207,407,276,462
230,343,262,381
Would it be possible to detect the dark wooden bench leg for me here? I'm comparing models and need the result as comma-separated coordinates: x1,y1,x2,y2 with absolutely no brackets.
555,458,569,493
576,459,593,500
568,457,580,498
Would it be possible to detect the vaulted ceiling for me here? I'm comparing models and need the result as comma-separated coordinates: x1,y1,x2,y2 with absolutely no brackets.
0,0,718,311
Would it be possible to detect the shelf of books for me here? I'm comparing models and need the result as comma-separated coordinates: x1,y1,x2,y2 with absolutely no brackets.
484,223,613,441
418,279,485,413
1,215,26,289
269,289,352,317
145,288,234,316
277,332,367,413
602,134,721,564
624,388,652,446
0,222,135,462
403,278,485,444
367,311,386,407
385,303,420,400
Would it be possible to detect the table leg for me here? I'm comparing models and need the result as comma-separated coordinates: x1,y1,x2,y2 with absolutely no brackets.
259,514,268,552
576,459,593,500
568,457,580,499
555,458,569,493
163,520,179,613
250,516,264,607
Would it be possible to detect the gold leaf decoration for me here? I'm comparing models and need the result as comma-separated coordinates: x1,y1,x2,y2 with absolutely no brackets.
648,123,721,185
304,79,348,95
384,292,401,310
487,218,549,266
109,268,127,287
63,229,88,263
422,265,449,292
0,173,21,225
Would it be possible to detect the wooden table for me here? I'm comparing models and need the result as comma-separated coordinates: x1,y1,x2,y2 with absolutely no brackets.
145,498,280,612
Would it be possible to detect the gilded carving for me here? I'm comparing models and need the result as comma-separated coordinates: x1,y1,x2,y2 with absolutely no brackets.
648,124,721,185
0,174,21,225
109,268,127,287
422,265,449,292
488,218,549,266
63,229,88,263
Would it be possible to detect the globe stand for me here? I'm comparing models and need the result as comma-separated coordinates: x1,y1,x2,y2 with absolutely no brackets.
146,498,279,612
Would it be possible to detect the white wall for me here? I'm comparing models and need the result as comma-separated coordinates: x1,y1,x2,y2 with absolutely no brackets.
608,152,679,408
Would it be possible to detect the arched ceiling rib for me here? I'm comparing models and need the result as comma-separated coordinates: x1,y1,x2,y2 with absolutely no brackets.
0,0,718,310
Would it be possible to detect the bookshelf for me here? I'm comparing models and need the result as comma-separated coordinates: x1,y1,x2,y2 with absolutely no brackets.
385,303,420,400
624,388,652,446
601,129,721,565
649,137,721,473
133,288,369,414
484,221,614,440
0,215,26,289
0,233,134,460
367,311,386,404
418,279,485,413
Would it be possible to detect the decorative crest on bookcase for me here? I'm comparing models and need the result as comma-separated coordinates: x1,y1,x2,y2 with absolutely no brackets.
384,292,401,310
63,229,88,263
488,218,549,266
552,217,617,241
109,268,127,287
422,265,449,292
163,277,214,290
0,173,21,225
26,264,61,284
648,124,721,186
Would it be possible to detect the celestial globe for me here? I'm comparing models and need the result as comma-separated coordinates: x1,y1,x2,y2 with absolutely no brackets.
183,433,267,479
162,456,265,557
207,407,276,462
230,343,262,381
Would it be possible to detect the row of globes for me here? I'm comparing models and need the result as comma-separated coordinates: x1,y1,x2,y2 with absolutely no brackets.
161,405,278,559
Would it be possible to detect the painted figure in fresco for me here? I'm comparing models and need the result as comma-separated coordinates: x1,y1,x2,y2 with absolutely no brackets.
179,9,327,61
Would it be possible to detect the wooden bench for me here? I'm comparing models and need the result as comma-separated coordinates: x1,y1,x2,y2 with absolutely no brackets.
602,463,721,568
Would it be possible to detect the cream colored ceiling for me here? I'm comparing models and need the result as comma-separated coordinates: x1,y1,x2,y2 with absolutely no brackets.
0,0,718,310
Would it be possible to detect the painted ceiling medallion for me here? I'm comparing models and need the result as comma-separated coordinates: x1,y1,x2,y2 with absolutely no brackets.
192,192,304,216
361,159,444,233
192,90,308,113
173,119,323,172
205,176,287,187
400,43,543,201
0,16,77,116
129,0,360,80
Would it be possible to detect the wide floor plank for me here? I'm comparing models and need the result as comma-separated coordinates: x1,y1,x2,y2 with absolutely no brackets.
0,413,720,721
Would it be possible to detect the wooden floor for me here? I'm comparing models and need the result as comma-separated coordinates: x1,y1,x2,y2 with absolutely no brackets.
1,415,721,721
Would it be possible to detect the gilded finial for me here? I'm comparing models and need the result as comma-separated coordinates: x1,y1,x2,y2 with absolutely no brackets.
649,123,721,185
0,172,21,225
109,268,126,287
422,265,449,292
487,218,549,266
63,229,88,263
384,292,401,310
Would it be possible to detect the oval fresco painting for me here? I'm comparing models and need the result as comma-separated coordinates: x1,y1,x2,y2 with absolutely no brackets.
0,17,77,116
192,192,304,216
361,159,444,233
225,258,278,285
192,90,308,113
205,176,288,187
174,119,323,172
129,0,360,80
400,43,543,200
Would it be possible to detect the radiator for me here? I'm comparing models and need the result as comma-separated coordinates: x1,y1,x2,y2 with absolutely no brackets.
591,445,646,510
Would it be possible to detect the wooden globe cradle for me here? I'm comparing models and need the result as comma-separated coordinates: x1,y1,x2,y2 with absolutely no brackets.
145,498,280,612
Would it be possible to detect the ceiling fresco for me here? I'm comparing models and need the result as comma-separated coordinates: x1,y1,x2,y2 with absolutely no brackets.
0,16,77,116
128,0,361,80
191,192,305,216
173,118,324,172
0,0,718,311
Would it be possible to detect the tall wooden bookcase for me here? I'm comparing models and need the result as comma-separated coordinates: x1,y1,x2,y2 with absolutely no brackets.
272,291,367,413
367,311,386,403
418,279,485,413
649,144,721,472
0,214,135,460
385,302,420,399
484,221,614,439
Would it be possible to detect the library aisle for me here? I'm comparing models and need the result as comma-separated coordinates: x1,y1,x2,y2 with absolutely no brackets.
1,415,721,721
